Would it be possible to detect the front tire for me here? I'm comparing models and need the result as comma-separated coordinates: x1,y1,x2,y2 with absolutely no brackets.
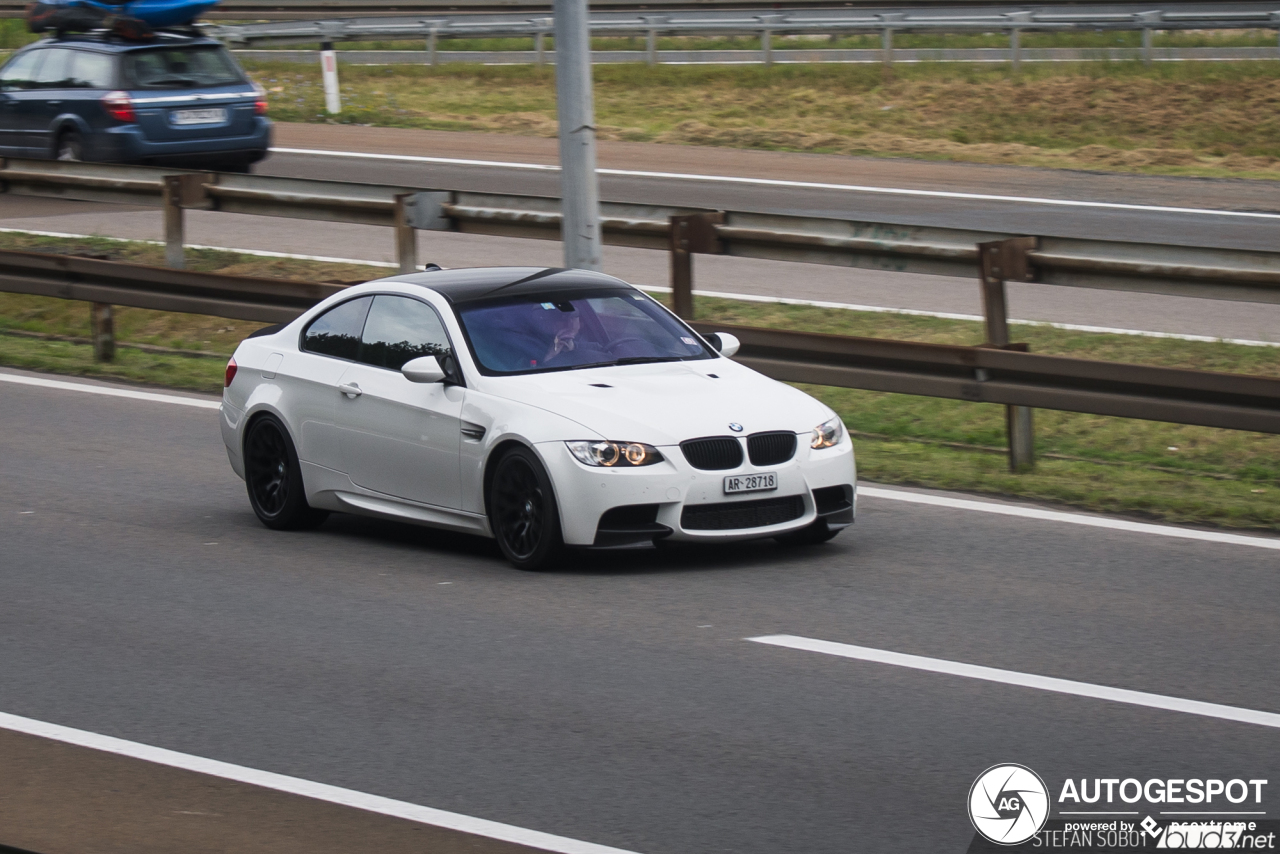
243,415,328,530
488,446,564,571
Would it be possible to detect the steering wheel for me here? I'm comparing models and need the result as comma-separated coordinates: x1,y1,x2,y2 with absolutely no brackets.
605,337,651,355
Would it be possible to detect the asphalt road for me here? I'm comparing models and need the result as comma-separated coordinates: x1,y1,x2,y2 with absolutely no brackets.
2,370,1277,853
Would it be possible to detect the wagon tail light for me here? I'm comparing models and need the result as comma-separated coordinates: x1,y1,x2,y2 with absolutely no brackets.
224,357,237,388
253,83,268,115
101,91,136,123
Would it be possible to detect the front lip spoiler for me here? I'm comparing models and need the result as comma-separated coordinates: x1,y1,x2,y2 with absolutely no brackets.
590,523,673,549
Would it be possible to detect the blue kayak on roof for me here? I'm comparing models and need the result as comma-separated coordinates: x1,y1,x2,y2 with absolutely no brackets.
28,0,218,35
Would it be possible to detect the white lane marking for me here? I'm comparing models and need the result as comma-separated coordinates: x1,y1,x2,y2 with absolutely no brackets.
645,285,1280,348
747,635,1280,730
0,227,402,269
5,226,1272,348
271,147,1280,221
0,373,221,410
858,486,1280,551
0,710,640,854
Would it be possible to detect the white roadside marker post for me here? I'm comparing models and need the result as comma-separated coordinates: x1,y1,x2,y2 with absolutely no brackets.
320,42,341,114
554,0,602,272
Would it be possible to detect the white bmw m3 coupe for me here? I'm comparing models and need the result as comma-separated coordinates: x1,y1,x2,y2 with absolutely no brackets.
220,267,856,570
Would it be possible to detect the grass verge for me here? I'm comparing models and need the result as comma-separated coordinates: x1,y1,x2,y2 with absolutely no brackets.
245,58,1280,179
0,231,1276,529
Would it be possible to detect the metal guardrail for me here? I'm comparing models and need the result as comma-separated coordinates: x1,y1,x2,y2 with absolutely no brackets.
689,321,1280,436
5,1,1276,19
205,7,1280,68
3,158,1279,305
1,248,1277,443
234,45,1280,67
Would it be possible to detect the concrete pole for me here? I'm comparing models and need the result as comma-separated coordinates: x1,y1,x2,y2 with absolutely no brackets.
1010,28,1020,72
554,0,602,271
320,41,341,114
427,29,439,66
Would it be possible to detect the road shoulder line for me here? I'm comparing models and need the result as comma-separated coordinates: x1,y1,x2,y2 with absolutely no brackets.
859,486,1280,551
269,147,1280,221
0,371,221,409
0,710,641,854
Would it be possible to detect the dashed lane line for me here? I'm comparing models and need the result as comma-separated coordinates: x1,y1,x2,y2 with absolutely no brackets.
748,635,1280,730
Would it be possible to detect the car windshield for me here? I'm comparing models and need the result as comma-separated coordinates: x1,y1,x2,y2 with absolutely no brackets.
455,288,712,375
124,47,245,89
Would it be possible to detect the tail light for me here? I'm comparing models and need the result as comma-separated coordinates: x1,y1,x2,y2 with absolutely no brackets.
254,97,268,116
101,90,136,123
224,357,238,388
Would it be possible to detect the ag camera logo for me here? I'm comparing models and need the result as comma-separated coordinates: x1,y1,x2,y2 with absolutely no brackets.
969,764,1051,845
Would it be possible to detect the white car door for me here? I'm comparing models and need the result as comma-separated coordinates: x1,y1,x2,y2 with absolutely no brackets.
289,294,374,472
335,294,464,509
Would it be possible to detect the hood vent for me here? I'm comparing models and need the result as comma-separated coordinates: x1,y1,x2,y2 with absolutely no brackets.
680,436,743,470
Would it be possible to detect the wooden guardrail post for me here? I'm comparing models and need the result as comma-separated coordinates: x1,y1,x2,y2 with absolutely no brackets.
979,236,1038,472
90,302,114,362
668,212,723,319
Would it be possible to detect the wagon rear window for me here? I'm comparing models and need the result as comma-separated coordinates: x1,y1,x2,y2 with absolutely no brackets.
124,46,245,89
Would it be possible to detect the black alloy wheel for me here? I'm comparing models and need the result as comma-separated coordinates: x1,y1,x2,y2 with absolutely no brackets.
243,415,328,530
55,131,83,162
489,447,564,570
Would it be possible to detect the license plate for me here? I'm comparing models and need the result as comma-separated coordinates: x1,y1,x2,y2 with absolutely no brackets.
172,108,227,125
724,472,777,494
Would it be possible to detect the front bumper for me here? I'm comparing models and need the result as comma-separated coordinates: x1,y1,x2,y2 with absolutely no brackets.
538,437,856,547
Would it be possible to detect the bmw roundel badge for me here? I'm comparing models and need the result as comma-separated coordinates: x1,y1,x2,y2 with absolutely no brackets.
728,423,744,432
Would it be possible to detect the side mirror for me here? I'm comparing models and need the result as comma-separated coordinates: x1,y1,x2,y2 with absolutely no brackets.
402,355,446,383
706,332,740,358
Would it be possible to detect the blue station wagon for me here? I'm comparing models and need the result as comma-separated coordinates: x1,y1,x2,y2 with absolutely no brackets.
0,32,270,171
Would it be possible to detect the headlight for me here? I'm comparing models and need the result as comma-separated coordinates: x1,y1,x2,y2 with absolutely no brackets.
566,440,664,467
811,416,844,449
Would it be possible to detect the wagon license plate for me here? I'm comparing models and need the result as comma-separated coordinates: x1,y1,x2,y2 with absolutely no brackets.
724,472,777,495
172,108,227,125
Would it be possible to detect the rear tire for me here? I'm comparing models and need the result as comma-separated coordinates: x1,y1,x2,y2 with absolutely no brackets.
488,446,564,571
243,414,328,530
55,130,83,162
775,518,841,546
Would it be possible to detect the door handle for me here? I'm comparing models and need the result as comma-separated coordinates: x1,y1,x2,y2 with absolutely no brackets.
337,382,362,398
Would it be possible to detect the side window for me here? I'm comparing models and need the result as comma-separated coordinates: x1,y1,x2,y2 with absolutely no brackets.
0,51,44,91
31,48,71,88
68,51,115,89
358,295,453,371
302,296,372,361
